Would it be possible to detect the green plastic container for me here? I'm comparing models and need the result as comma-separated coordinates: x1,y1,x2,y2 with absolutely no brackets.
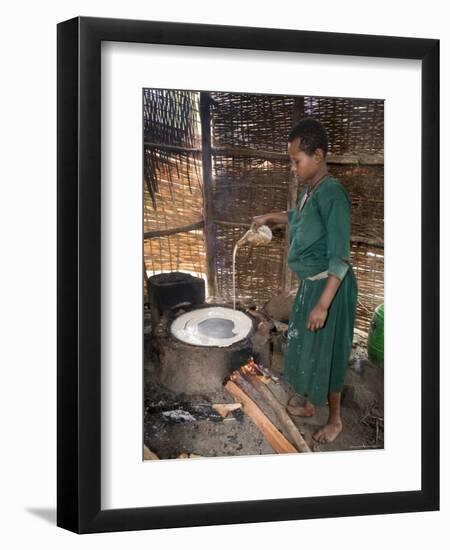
367,303,384,367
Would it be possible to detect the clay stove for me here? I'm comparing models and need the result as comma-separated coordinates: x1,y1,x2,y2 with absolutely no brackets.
152,302,271,396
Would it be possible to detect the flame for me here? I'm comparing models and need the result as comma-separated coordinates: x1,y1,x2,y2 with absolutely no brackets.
240,356,270,382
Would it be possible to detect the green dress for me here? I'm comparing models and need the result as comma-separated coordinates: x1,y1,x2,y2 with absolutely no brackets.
283,175,358,406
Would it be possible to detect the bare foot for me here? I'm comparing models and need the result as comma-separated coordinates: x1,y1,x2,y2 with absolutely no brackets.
313,421,343,443
286,398,316,417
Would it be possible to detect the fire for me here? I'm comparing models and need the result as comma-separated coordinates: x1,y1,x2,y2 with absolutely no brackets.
240,356,277,384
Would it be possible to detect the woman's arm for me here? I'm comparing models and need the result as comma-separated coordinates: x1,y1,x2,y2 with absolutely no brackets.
307,186,352,331
307,274,342,331
250,211,288,230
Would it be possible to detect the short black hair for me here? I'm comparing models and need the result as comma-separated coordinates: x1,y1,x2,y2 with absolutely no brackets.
288,117,328,157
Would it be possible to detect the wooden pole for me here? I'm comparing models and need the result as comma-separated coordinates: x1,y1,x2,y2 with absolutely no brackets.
144,141,384,166
144,220,204,240
241,371,311,453
282,97,305,293
200,92,217,300
225,379,298,454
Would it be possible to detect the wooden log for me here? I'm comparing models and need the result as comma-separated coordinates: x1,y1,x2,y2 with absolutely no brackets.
143,445,159,460
282,96,304,293
225,378,298,454
351,235,384,249
144,141,202,154
144,220,204,239
212,403,242,418
231,371,275,414
212,145,287,161
210,145,383,166
215,219,260,228
241,371,311,453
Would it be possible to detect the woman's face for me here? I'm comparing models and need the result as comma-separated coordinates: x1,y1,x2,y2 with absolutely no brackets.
288,137,322,181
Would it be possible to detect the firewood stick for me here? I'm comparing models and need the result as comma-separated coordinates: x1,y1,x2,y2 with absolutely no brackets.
230,371,290,435
143,444,159,460
241,371,311,453
230,370,266,405
225,378,298,454
230,371,287,432
212,403,242,418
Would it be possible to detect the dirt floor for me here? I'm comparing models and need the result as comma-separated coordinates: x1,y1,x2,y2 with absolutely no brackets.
143,335,384,459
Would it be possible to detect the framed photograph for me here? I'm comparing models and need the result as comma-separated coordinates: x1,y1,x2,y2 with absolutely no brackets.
57,16,439,533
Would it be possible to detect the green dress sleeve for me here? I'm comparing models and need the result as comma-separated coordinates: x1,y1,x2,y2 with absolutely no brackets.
286,208,297,226
317,186,351,281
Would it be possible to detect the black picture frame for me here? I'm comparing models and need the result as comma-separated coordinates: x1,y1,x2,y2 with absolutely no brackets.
57,16,439,534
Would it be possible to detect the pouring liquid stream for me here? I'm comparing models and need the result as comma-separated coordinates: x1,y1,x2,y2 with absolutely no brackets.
232,241,240,310
232,225,272,310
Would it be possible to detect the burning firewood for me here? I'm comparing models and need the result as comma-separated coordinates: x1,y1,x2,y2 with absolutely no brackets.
240,370,311,453
241,355,278,383
224,357,311,453
225,373,298,454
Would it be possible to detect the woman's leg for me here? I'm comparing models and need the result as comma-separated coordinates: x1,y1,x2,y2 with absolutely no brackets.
312,268,357,443
313,391,343,442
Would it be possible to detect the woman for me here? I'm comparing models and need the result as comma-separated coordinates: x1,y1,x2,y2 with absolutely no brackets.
251,118,358,443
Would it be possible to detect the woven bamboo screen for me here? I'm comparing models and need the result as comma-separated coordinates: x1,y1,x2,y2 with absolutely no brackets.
143,90,384,336
143,89,206,301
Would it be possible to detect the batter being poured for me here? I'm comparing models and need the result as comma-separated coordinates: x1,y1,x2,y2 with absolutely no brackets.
232,225,272,310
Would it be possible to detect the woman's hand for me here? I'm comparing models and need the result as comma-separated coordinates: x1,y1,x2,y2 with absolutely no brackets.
306,303,329,331
250,214,270,231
